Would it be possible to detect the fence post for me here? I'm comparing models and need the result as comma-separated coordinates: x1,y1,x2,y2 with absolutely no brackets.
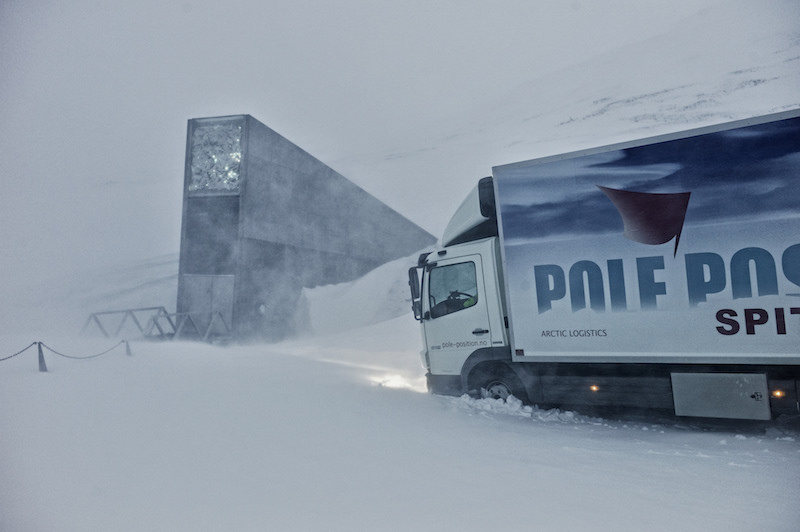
37,342,48,372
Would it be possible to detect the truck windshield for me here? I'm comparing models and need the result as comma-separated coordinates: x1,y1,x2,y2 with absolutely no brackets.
428,261,478,319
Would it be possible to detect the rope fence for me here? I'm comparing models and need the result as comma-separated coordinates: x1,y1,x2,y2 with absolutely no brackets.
0,340,131,372
0,342,39,362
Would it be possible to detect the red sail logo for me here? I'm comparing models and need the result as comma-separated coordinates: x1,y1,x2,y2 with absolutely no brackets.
598,186,691,257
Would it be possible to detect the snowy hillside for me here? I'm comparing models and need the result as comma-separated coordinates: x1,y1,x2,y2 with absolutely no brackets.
335,0,800,233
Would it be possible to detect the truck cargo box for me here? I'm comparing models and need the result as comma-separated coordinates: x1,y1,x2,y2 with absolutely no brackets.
492,110,800,366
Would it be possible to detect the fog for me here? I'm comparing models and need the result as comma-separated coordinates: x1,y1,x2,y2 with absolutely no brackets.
5,0,795,311
2,2,800,529
0,0,796,330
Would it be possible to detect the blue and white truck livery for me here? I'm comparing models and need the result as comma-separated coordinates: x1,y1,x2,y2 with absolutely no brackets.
408,109,800,420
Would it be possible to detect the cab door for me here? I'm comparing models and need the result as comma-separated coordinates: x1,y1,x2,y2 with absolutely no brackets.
422,254,493,375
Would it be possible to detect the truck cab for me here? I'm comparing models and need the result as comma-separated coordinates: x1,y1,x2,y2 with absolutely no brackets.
409,178,530,401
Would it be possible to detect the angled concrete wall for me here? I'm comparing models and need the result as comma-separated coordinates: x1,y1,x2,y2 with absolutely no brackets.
177,115,435,341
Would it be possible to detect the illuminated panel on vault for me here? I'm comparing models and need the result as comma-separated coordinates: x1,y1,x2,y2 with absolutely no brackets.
188,121,243,193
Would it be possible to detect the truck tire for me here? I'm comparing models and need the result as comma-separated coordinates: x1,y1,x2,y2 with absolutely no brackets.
471,363,529,404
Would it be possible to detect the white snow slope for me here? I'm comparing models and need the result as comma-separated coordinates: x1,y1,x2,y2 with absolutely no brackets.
2,1,800,531
1,272,799,531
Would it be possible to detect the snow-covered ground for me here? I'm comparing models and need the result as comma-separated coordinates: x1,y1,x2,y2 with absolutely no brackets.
1,258,799,531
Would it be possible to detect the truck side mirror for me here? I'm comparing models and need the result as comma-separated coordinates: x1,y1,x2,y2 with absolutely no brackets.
408,267,423,320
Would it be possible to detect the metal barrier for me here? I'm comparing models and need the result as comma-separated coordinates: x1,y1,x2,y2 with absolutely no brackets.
144,311,233,342
83,307,233,343
82,307,170,339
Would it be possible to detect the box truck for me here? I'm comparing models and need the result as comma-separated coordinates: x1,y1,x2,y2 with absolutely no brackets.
408,109,800,420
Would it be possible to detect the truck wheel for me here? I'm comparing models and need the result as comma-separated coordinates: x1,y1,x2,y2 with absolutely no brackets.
472,364,529,403
484,379,514,401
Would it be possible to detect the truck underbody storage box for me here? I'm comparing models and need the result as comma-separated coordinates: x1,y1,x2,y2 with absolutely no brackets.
670,373,771,420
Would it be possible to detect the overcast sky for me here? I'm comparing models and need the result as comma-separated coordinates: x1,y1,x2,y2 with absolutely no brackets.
1,0,797,305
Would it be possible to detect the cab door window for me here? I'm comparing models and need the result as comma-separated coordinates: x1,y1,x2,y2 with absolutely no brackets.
428,262,478,319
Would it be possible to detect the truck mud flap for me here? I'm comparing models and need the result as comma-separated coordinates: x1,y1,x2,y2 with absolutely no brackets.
427,373,463,397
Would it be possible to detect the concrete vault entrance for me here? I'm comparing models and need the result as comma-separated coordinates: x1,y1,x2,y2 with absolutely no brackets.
177,115,435,341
